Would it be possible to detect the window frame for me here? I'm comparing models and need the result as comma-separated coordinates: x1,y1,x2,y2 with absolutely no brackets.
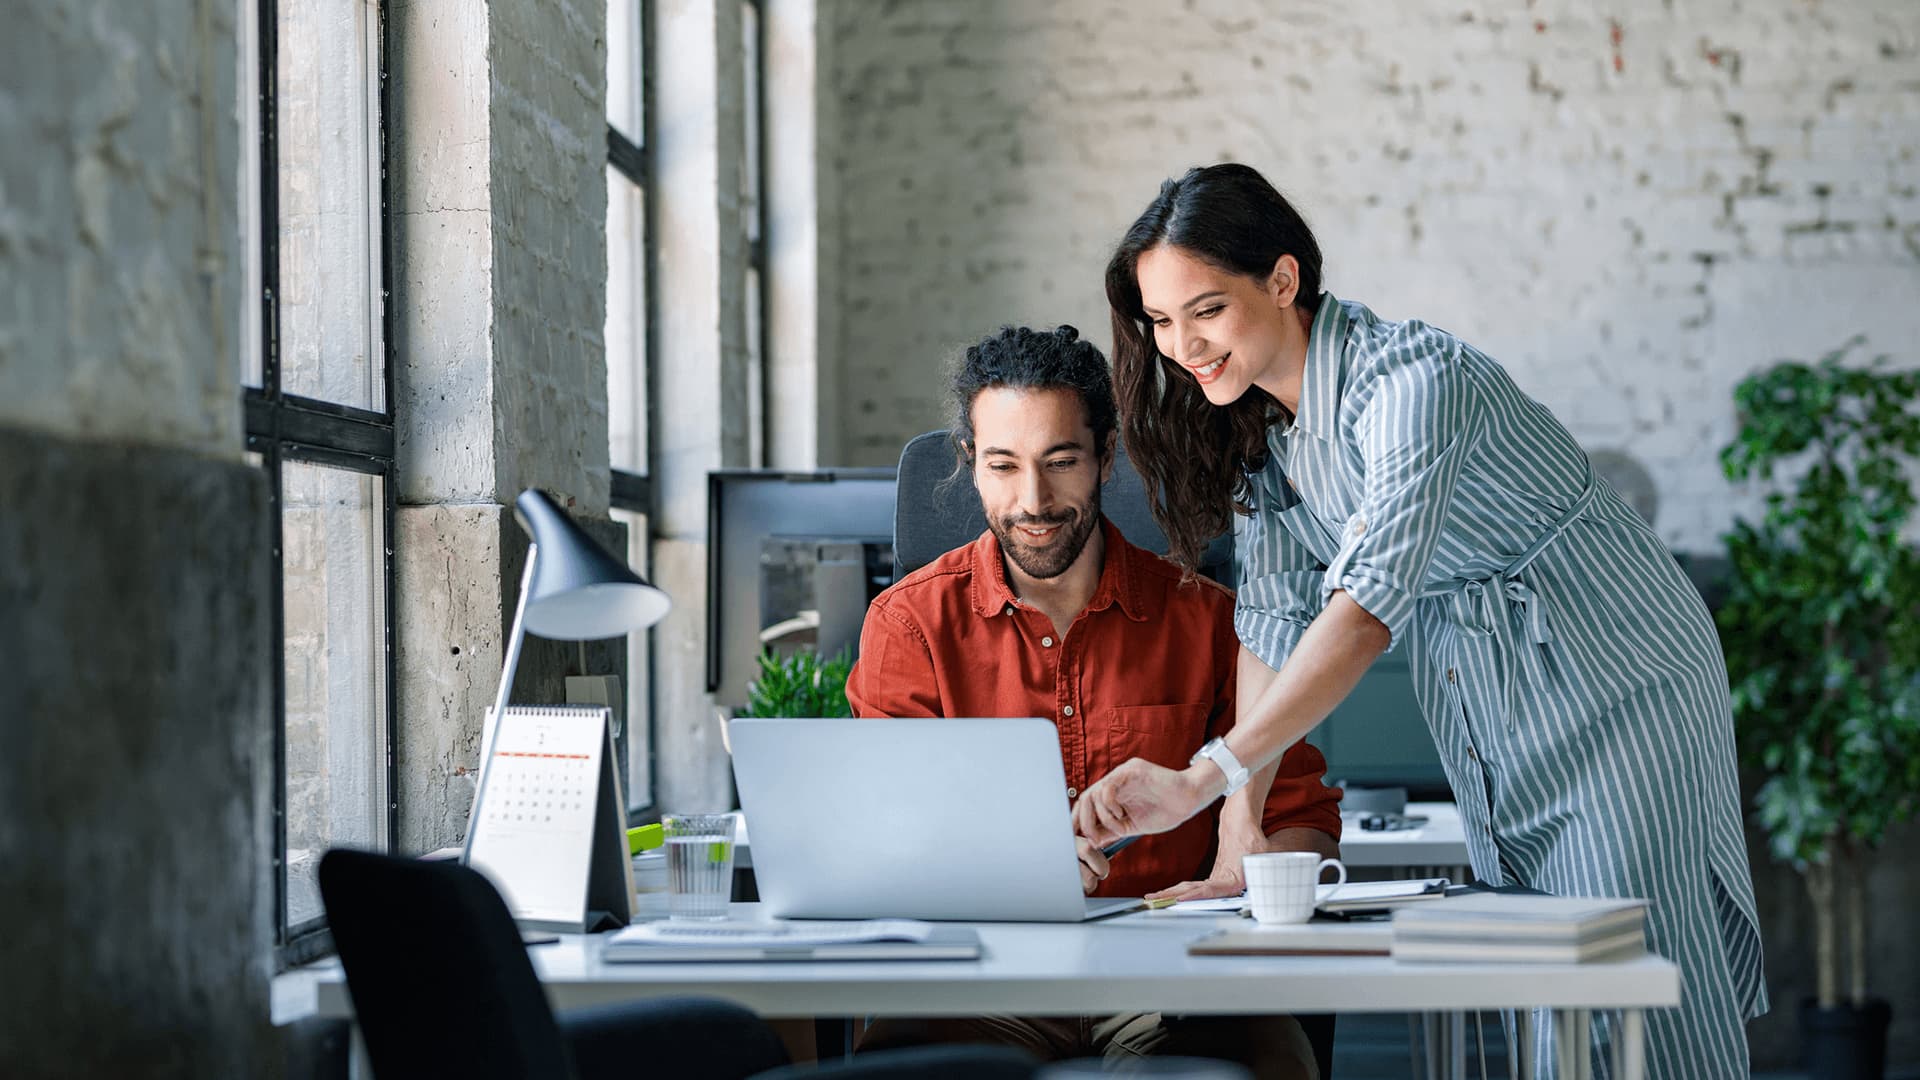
607,0,659,824
247,0,399,970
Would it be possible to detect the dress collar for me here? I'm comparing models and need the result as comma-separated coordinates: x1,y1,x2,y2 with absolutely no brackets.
1291,293,1350,442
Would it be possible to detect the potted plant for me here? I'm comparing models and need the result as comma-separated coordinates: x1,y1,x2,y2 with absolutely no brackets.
740,646,855,720
1718,338,1920,1079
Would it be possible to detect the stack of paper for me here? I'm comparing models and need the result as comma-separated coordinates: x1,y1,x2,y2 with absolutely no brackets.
603,918,981,963
1316,877,1450,913
1390,894,1648,964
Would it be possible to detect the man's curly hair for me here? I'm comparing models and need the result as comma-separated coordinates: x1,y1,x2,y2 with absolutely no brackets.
948,324,1117,473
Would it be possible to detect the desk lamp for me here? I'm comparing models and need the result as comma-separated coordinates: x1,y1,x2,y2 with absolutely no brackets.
461,488,671,864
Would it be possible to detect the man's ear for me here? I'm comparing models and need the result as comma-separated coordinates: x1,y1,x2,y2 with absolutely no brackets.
1099,431,1117,486
1269,254,1301,309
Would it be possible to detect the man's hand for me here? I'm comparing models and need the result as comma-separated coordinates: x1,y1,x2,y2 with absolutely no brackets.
1075,836,1112,894
1072,758,1218,848
1145,820,1272,902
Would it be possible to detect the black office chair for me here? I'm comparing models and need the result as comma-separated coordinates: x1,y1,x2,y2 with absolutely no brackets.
319,848,791,1080
320,849,1043,1080
892,430,1234,583
892,431,1336,1079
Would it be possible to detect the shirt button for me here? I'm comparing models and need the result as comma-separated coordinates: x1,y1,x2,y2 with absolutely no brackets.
1041,636,1054,648
1063,705,1074,717
1004,604,1014,615
1351,518,1367,535
1467,747,1479,762
1066,786,1078,799
1446,668,1457,683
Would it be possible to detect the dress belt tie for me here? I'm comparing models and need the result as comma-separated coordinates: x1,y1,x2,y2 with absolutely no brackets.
1418,474,1602,726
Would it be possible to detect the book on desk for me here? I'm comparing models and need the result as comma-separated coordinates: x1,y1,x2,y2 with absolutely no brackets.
1389,894,1648,964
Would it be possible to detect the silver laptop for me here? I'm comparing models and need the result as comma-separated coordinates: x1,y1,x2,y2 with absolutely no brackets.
729,717,1143,922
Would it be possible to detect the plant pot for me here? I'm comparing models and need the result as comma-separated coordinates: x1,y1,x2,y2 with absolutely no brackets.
1799,997,1892,1080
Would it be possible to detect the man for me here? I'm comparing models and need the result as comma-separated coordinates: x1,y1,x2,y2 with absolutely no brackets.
845,324,1342,1077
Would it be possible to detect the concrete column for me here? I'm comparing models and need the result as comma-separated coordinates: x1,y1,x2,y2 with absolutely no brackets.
763,0,840,469
652,0,752,813
389,0,618,852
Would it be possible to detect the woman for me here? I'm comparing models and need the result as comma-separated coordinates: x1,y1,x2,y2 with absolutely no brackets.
1073,164,1764,1076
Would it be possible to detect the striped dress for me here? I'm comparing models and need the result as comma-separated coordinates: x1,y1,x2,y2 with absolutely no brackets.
1232,295,1766,1077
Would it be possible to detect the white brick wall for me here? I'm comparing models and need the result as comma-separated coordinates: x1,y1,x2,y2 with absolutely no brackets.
825,0,1920,552
0,1,241,454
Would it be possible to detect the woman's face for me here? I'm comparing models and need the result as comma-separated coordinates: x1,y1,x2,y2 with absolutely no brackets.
1135,243,1298,407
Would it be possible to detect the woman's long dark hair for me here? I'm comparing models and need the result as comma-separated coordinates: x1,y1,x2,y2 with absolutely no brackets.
1105,163,1325,574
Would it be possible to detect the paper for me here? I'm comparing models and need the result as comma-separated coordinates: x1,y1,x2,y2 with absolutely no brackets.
1147,895,1249,915
1317,878,1449,906
608,918,934,949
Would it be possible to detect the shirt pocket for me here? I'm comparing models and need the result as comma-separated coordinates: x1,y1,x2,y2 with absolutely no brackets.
1109,703,1210,770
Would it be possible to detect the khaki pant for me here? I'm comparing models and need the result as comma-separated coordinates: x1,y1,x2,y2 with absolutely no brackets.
859,1012,1319,1079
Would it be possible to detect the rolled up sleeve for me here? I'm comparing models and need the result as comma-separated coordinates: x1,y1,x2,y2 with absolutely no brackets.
1322,325,1479,649
1232,475,1329,673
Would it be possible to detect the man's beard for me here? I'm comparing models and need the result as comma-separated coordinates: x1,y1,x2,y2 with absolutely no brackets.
991,486,1101,581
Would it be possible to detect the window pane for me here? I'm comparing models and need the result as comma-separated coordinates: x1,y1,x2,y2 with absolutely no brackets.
282,461,389,927
277,0,383,410
607,167,649,475
611,508,653,811
608,0,644,142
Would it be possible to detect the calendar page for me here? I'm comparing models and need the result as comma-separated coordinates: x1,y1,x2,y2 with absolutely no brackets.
468,706,608,925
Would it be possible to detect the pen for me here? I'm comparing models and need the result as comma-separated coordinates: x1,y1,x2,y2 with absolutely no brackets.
1100,836,1138,858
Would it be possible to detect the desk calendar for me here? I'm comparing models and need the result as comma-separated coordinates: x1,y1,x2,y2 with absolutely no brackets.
466,705,636,933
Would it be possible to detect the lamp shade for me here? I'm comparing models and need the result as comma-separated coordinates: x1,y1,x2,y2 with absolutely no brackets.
513,489,671,640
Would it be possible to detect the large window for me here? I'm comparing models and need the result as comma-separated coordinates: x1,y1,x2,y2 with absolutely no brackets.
245,0,395,966
607,0,656,816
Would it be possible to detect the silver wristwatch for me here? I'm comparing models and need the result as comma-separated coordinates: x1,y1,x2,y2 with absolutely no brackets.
1191,737,1251,797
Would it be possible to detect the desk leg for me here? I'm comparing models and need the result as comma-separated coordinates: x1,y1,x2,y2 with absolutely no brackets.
1612,1009,1646,1080
349,1025,371,1080
1507,1009,1532,1080
1553,1010,1595,1080
1451,1011,1467,1079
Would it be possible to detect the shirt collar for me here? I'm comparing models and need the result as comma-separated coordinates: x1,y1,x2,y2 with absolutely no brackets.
968,516,1149,622
1292,293,1349,441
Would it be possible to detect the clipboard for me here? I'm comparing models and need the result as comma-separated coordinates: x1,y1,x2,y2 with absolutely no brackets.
466,705,636,933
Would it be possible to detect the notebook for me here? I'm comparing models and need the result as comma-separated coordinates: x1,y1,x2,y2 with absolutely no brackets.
603,919,982,963
1188,920,1393,956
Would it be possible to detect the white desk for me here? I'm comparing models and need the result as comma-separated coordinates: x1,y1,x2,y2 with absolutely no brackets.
1338,801,1472,873
276,904,1677,1080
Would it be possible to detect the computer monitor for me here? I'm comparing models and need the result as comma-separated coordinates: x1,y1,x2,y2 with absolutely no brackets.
706,469,898,709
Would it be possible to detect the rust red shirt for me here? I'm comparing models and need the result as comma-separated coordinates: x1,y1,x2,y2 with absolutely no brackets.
845,518,1342,898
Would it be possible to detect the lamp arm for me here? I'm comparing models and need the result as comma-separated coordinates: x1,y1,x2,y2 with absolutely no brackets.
461,542,539,865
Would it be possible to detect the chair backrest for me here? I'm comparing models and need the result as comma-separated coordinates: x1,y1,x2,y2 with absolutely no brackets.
319,848,578,1080
892,430,1232,583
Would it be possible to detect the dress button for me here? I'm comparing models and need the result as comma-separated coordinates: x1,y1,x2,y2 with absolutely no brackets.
1066,786,1078,799
1042,636,1054,648
1063,705,1074,717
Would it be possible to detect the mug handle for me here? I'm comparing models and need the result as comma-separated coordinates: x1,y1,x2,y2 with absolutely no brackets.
1316,857,1348,903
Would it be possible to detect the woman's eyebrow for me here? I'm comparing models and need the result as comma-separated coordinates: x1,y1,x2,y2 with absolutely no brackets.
1142,290,1228,318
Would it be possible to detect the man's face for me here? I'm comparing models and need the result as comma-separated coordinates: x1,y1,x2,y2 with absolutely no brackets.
969,386,1113,580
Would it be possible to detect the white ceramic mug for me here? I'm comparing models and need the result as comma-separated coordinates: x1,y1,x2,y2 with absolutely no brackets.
1243,851,1347,924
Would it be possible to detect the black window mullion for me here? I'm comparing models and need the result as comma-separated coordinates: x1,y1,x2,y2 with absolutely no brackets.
255,0,397,972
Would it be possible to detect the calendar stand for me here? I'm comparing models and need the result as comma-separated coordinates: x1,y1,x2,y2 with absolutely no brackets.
466,705,636,934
